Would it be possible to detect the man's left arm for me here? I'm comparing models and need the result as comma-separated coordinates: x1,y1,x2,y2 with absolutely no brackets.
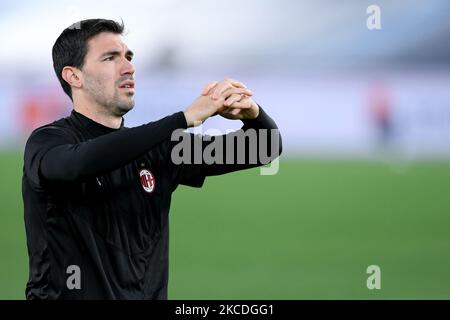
198,104,282,177
171,104,282,183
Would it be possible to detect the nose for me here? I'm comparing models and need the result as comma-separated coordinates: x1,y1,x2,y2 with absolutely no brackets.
120,57,135,76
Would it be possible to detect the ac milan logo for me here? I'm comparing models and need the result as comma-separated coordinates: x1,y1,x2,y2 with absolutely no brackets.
139,169,155,193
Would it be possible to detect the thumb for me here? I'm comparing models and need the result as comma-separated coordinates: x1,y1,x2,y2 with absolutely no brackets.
201,81,218,96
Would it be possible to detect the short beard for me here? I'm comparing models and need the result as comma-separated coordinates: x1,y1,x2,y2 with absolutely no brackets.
84,74,135,117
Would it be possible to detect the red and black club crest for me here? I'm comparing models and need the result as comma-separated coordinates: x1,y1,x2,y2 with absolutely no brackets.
139,169,156,193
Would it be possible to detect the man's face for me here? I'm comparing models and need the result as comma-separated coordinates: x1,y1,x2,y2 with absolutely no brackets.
81,32,135,116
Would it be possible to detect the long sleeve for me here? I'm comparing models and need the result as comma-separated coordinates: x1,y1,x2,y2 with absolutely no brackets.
203,106,282,176
170,106,282,181
24,112,188,185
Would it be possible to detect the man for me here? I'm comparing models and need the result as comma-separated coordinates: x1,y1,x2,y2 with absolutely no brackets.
22,18,281,300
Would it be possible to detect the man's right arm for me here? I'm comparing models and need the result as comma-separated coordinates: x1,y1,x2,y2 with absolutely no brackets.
25,112,187,185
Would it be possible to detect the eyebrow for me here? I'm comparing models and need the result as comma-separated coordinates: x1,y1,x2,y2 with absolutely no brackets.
100,49,134,59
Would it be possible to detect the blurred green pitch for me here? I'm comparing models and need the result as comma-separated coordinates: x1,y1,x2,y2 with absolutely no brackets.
1,152,449,299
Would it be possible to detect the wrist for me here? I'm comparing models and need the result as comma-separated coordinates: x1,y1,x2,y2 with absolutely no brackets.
183,111,194,127
247,101,260,119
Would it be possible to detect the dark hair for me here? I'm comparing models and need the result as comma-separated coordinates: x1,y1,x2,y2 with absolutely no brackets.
52,19,124,100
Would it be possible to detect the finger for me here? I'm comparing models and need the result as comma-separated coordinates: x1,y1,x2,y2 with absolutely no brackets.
212,79,247,100
219,87,253,100
227,79,247,89
227,97,252,109
224,93,244,107
231,108,241,116
201,81,218,95
211,81,230,100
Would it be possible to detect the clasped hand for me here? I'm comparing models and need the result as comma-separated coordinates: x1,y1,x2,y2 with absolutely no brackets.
184,78,259,127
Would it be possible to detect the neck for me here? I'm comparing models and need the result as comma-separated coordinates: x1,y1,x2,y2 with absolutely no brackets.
73,99,122,129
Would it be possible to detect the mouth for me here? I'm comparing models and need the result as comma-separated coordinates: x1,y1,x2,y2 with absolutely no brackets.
119,80,135,92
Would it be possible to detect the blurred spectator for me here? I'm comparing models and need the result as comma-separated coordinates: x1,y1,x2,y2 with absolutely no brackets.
367,82,394,151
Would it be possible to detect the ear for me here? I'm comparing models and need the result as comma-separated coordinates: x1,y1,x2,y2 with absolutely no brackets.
61,66,82,89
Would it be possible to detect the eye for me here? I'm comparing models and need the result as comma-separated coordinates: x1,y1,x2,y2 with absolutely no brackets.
126,56,133,62
103,56,114,61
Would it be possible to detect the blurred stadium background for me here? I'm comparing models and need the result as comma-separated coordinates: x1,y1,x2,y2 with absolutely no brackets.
1,0,450,299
